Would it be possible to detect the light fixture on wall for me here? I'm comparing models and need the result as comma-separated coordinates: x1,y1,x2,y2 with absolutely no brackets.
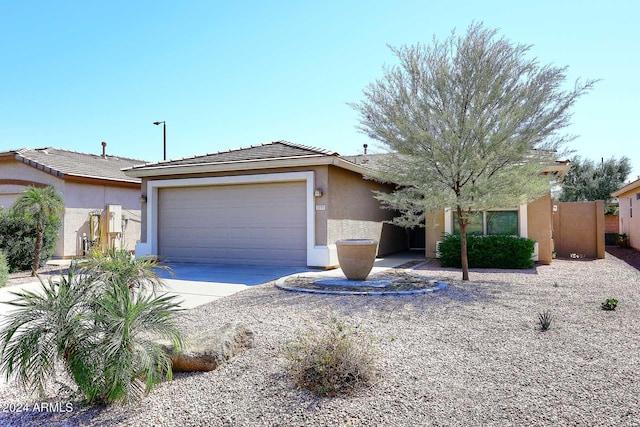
314,188,323,197
139,195,147,203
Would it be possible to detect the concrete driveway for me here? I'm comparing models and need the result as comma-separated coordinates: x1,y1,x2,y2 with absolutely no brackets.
157,264,312,309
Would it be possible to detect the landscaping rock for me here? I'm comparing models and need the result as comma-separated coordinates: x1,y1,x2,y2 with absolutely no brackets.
161,322,254,372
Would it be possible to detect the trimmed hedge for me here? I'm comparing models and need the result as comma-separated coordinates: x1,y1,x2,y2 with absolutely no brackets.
0,209,61,273
439,234,535,269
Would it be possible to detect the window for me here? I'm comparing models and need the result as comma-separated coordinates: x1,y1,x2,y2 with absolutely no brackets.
453,212,483,235
637,193,640,200
453,210,519,236
631,197,633,218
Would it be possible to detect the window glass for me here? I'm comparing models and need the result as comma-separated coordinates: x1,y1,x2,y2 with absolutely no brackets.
453,212,483,235
486,211,518,235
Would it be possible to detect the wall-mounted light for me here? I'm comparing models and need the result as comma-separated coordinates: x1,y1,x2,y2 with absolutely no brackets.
314,189,323,197
139,195,147,203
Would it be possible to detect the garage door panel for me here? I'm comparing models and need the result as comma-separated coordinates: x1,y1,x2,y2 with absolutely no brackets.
158,182,306,266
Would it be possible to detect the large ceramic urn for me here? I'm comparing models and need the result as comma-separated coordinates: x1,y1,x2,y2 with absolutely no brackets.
335,239,378,280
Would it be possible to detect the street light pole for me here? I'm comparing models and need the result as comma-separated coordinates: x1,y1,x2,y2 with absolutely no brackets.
153,121,166,160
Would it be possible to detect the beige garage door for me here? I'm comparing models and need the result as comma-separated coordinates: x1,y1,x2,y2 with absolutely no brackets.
158,182,307,265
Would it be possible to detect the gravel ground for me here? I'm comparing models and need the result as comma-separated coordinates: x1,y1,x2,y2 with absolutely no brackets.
5,265,69,286
1,253,639,426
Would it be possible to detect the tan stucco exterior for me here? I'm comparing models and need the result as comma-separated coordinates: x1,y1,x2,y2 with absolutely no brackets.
424,194,557,263
0,160,142,258
425,210,445,259
327,166,405,256
137,163,407,267
552,200,605,259
612,178,640,250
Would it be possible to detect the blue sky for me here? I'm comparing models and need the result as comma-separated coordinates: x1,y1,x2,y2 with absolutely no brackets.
1,1,638,179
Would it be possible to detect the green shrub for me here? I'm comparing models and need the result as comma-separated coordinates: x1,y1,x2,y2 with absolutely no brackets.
601,298,618,311
0,250,8,288
439,234,536,269
286,316,377,397
0,208,61,273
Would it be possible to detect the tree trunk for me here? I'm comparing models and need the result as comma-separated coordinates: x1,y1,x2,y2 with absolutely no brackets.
31,218,44,276
457,206,470,281
460,223,470,281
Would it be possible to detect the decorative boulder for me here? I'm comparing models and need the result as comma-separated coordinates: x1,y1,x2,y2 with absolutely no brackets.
335,239,378,280
161,322,255,372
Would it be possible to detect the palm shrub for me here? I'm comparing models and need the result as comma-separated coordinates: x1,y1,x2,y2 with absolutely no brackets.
12,186,64,276
77,248,171,293
0,262,183,404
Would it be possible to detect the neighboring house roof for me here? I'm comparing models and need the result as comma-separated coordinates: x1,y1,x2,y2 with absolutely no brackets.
344,151,570,179
342,153,389,170
611,177,640,198
124,140,369,178
0,147,147,184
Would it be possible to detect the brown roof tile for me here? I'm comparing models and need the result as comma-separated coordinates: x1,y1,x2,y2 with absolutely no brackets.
127,140,337,170
10,147,147,183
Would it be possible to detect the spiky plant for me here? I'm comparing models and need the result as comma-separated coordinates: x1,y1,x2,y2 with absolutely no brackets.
89,279,182,403
0,268,94,395
77,248,171,293
538,310,553,332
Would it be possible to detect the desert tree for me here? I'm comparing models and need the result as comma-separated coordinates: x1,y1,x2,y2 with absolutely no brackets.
352,23,596,280
559,156,631,211
12,186,64,276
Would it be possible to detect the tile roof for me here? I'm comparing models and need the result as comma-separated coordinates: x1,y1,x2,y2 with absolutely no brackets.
342,153,390,171
5,147,147,183
126,140,338,170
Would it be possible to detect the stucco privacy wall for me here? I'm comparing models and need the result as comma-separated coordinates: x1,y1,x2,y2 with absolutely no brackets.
62,181,141,256
527,194,553,265
326,166,406,256
552,200,605,259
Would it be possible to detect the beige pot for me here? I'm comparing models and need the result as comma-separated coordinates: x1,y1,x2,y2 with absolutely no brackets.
335,239,378,281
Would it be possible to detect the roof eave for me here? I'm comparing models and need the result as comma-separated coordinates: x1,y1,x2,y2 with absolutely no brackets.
124,155,371,178
612,177,640,197
64,173,141,185
543,163,571,180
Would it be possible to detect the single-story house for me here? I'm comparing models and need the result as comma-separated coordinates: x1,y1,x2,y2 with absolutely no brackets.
125,140,568,267
124,141,406,267
0,144,147,258
612,177,640,250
